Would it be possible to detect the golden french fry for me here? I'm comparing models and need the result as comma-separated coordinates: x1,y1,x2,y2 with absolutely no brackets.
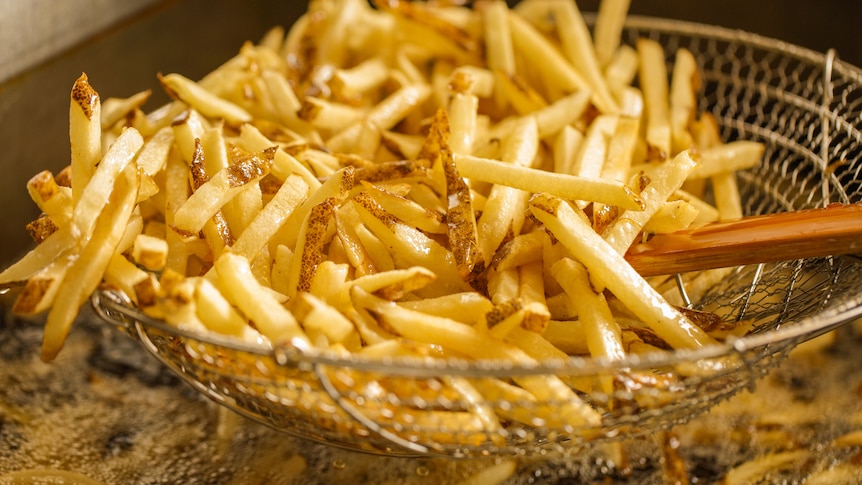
193,276,249,337
101,89,152,130
42,163,140,361
326,84,432,153
508,11,598,109
642,200,700,234
104,252,151,305
594,0,632,68
669,48,699,155
27,170,73,227
132,234,169,271
237,124,321,188
604,44,639,101
552,125,584,175
456,153,644,211
475,137,535,259
70,127,144,241
603,150,698,253
69,73,102,205
711,172,744,221
214,251,309,346
159,72,252,126
398,292,493,324
12,256,70,316
550,0,618,114
637,38,672,160
551,258,626,371
572,114,617,179
529,193,716,350
689,141,765,179
361,181,446,234
172,146,275,234
290,292,357,345
231,174,309,260
284,198,338,298
353,286,602,426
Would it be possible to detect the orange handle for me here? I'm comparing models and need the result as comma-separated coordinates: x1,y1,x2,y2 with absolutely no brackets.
625,204,862,276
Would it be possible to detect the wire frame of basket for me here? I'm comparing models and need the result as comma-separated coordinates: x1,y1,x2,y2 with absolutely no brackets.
92,16,862,458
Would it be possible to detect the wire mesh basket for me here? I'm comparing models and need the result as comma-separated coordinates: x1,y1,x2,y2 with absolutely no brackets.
93,16,862,458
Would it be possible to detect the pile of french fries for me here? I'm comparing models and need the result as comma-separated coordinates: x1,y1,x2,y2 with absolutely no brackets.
1,0,766,434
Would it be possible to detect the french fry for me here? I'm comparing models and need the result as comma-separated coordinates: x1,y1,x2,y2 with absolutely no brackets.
688,141,765,179
475,116,538,261
289,292,357,345
604,44,639,100
669,48,699,155
230,174,309,260
353,286,602,426
172,146,275,234
641,200,700,234
552,125,584,175
507,11,599,110
42,163,140,361
27,171,72,227
284,198,338,298
193,276,250,337
603,150,698,253
159,72,252,126
105,252,151,305
594,0,631,68
529,193,716,350
637,38,672,160
551,0,618,114
214,251,309,347
572,114,617,179
70,127,143,241
236,124,320,188
398,292,493,324
69,73,102,205
12,256,71,316
132,234,169,271
456,153,644,210
326,84,432,153
551,257,625,394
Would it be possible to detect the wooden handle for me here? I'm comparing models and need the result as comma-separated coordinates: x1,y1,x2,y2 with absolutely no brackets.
625,204,862,276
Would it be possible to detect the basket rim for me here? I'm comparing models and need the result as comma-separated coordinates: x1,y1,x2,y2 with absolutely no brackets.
620,14,862,80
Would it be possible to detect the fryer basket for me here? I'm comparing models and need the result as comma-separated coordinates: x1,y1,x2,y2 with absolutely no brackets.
92,16,862,457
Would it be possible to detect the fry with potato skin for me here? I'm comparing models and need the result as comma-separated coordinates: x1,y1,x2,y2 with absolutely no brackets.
530,193,716,350
69,73,102,205
42,163,140,361
172,146,275,234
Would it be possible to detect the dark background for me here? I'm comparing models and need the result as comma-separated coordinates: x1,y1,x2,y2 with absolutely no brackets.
1,0,860,268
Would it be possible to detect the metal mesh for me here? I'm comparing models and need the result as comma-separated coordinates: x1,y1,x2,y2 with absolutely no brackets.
92,17,862,458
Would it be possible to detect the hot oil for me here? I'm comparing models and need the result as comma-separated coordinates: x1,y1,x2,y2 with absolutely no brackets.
0,305,505,484
3,298,862,483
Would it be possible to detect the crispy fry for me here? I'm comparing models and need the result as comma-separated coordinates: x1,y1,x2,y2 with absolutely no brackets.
69,73,102,205
594,0,631,68
530,193,716,350
172,146,275,234
159,72,252,126
42,163,140,361
214,251,309,346
637,38,672,160
456,153,644,210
